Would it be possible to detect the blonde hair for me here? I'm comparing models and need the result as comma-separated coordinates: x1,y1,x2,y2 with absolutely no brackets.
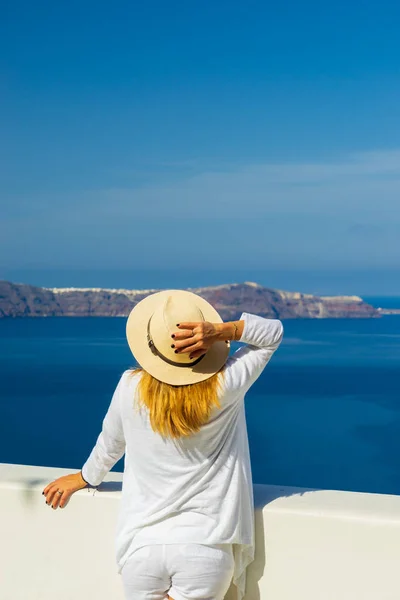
129,367,224,439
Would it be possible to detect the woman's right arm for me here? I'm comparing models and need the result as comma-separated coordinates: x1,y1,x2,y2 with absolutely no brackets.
221,312,284,394
173,313,283,393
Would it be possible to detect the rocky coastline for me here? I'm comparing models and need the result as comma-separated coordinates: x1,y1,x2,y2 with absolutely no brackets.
0,280,381,319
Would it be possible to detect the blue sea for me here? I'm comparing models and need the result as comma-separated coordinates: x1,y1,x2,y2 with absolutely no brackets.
1,295,400,496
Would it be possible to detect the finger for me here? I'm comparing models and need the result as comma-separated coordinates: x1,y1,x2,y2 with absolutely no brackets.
173,337,201,351
59,490,72,509
54,488,71,509
176,322,202,329
45,484,60,507
171,329,194,341
43,483,55,504
43,481,56,496
176,341,204,355
51,489,64,509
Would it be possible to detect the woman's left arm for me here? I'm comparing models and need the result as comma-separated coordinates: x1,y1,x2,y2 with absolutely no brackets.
42,373,126,509
80,372,126,487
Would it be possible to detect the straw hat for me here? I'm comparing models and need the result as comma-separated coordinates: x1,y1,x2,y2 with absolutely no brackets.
126,290,230,385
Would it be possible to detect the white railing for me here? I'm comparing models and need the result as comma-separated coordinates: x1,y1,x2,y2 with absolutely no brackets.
1,463,400,600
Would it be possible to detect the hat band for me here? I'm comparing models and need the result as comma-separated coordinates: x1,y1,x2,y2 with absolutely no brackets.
147,324,205,369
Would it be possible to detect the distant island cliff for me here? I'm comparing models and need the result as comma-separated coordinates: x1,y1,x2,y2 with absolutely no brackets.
0,280,380,319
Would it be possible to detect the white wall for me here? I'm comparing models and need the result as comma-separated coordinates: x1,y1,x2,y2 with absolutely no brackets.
1,463,400,600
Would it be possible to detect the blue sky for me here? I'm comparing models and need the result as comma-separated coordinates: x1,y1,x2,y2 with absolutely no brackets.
1,1,400,294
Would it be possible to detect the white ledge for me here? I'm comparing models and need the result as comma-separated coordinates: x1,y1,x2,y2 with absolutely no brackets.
2,463,400,600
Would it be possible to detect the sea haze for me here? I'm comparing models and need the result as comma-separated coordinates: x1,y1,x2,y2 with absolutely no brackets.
1,309,399,495
2,268,400,297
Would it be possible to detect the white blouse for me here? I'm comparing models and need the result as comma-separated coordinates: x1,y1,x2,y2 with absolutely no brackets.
82,312,284,600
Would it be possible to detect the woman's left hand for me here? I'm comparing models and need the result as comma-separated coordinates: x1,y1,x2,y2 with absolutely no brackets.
42,472,88,510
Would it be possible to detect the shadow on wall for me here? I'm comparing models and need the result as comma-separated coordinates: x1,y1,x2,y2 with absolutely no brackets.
225,483,313,600
223,508,268,600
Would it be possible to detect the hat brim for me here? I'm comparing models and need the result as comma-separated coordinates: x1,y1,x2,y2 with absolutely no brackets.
126,290,230,385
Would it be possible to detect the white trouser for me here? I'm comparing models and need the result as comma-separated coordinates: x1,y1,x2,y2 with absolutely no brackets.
121,543,234,600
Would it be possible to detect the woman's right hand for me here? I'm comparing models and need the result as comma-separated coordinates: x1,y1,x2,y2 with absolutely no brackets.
172,320,243,360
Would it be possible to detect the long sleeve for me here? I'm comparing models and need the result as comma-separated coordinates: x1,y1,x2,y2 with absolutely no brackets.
222,312,284,396
81,372,127,487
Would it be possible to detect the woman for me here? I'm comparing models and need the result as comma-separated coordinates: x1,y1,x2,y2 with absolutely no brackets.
43,289,284,600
